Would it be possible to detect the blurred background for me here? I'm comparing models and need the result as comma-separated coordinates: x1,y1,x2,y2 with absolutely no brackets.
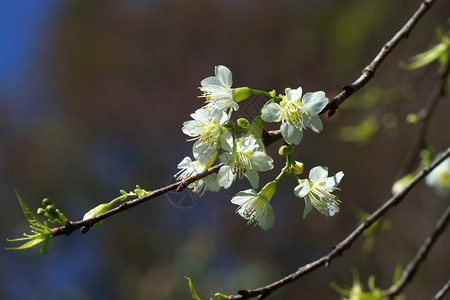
1,0,449,299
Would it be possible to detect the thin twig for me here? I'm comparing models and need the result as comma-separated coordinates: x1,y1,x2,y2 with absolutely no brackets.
266,0,438,143
383,206,450,299
227,147,450,299
397,61,449,178
433,279,450,300
321,0,437,118
51,163,223,236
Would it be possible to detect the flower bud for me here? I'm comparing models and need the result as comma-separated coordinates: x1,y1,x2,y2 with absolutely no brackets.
42,198,52,206
292,161,304,174
232,87,253,102
134,188,149,197
278,145,293,156
237,118,250,130
37,208,46,216
45,204,56,216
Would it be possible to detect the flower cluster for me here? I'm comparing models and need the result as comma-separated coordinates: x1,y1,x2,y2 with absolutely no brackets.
176,65,344,230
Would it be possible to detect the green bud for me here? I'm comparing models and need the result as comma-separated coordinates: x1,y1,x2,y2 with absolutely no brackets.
42,198,52,206
278,145,294,156
292,161,304,175
45,204,56,215
237,118,250,130
134,188,148,197
232,87,253,102
269,90,276,98
37,208,46,216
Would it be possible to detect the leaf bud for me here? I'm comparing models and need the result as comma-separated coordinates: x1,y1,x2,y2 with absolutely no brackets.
83,202,113,228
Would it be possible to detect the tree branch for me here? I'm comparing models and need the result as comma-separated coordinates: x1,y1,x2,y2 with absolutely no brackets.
227,147,450,299
383,206,450,298
51,163,223,236
397,61,449,178
265,0,438,144
321,0,437,118
433,279,450,300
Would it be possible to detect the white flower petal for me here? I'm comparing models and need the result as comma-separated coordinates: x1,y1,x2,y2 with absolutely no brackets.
258,207,274,230
294,180,310,198
286,87,302,101
302,91,328,114
218,165,235,189
219,152,233,164
231,191,275,230
200,76,222,89
245,170,259,189
190,108,211,121
280,123,303,145
193,140,216,163
220,130,233,152
325,200,340,216
305,114,323,133
211,108,228,125
250,151,274,171
325,171,344,189
309,166,328,183
202,173,221,192
177,156,193,169
303,200,313,219
231,189,257,205
261,103,282,123
216,65,233,87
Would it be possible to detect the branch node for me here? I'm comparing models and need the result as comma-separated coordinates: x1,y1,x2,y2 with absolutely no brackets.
80,225,91,234
176,182,186,192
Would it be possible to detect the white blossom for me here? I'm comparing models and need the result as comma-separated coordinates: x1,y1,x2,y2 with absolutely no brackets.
261,87,328,145
294,166,344,218
218,136,273,189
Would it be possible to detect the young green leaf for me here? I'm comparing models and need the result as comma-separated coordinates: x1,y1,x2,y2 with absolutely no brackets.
185,276,202,300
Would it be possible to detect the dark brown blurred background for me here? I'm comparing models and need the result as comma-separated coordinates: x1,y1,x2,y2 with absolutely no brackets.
1,0,449,299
